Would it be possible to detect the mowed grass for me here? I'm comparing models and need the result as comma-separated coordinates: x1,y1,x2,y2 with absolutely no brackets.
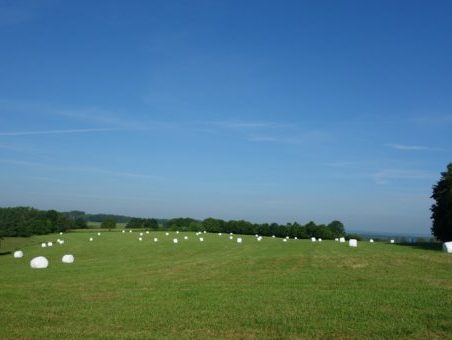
0,232,451,339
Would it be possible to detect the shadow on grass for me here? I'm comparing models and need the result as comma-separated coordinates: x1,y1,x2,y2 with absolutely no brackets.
397,242,443,252
0,251,12,256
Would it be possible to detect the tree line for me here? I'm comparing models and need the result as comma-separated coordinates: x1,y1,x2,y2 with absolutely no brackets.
0,207,87,237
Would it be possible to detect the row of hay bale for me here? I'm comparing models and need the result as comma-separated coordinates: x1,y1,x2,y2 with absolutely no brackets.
13,251,75,269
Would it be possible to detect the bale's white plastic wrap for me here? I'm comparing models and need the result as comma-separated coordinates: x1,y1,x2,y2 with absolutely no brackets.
335,238,339,241
14,250,23,258
442,242,452,253
47,242,53,247
199,237,204,242
286,236,289,239
339,237,345,243
138,237,142,241
59,232,63,235
390,239,395,244
173,238,178,244
184,236,188,240
294,237,298,240
283,239,287,242
272,235,275,238
139,232,143,236
97,232,101,236
146,231,149,234
349,239,358,247
257,236,262,241
311,237,316,242
30,256,48,269
203,231,207,234
165,232,169,236
89,237,93,242
153,238,158,242
129,230,132,233
229,236,233,240
122,230,125,233
218,233,222,236
230,233,233,235
237,238,242,244
41,243,47,248
176,231,179,234
370,239,374,243
62,254,74,264
255,234,259,237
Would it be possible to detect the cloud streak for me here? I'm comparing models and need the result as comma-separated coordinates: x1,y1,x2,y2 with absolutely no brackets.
0,128,121,136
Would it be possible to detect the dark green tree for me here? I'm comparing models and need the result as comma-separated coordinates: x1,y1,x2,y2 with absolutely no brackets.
431,163,452,241
101,218,117,231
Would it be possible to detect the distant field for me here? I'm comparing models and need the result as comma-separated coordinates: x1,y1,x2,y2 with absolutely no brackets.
86,221,127,228
0,231,451,339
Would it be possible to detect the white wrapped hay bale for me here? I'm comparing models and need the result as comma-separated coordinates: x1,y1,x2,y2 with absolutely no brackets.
89,237,93,242
173,238,178,244
339,237,345,243
237,238,242,244
165,232,169,236
442,242,452,253
311,237,316,242
257,236,262,241
129,230,132,233
14,250,24,258
349,239,358,247
218,233,222,236
318,238,322,242
41,243,47,248
203,231,207,234
153,238,158,242
283,239,287,242
146,231,149,234
199,237,204,242
370,239,374,243
122,230,125,233
184,236,188,240
176,231,180,234
229,236,233,240
30,256,48,269
97,232,101,236
62,254,74,264
294,237,298,240
272,235,275,238
59,232,63,235
138,237,143,241
335,238,339,241
47,242,53,247
139,232,143,236
390,239,395,244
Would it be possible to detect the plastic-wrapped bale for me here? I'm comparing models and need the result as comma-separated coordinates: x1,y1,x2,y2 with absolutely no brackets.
30,256,48,269
311,237,316,242
139,232,143,236
229,236,233,240
443,242,452,253
218,233,222,236
14,250,24,258
230,233,233,235
285,236,289,240
41,243,47,248
339,237,346,243
97,232,101,236
349,239,358,247
283,239,287,242
165,232,169,236
390,239,395,244
62,254,74,264
138,237,143,241
184,236,188,240
257,236,262,241
335,238,339,241
153,238,158,242
146,231,149,234
370,239,374,243
272,235,275,238
59,232,63,235
122,230,125,233
318,238,323,242
129,230,132,233
173,238,178,244
237,238,242,244
199,237,204,242
47,242,53,247
176,231,180,234
203,231,207,234
89,237,93,242
294,237,298,240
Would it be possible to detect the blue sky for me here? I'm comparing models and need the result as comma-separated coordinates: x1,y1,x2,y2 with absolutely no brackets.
1,1,451,235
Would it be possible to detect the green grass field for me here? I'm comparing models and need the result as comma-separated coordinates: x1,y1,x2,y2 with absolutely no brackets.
0,231,451,339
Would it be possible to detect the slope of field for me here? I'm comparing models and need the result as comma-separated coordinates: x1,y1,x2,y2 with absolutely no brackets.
0,231,451,339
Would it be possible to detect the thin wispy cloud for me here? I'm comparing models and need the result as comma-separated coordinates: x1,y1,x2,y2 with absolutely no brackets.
386,144,431,151
372,169,436,185
0,128,121,136
0,158,163,181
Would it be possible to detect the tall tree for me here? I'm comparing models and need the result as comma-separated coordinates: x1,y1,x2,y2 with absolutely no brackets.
431,163,452,241
101,218,117,231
